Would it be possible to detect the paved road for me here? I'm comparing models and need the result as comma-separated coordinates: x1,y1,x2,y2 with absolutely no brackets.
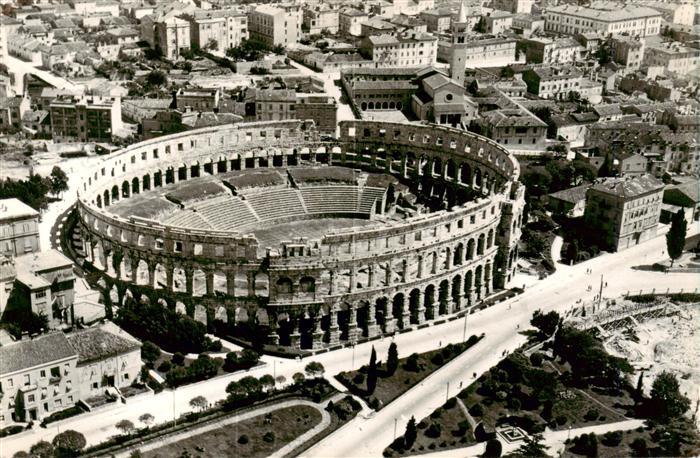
2,222,697,457
303,222,700,457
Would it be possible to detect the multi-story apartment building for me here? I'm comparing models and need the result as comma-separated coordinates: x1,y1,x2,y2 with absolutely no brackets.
303,6,339,34
635,0,694,26
522,66,583,100
643,42,700,76
339,8,368,37
520,37,584,64
492,0,534,14
544,3,662,37
248,4,301,47
0,97,30,132
0,324,142,426
583,175,664,252
0,199,40,258
49,95,122,143
611,36,645,73
419,8,452,33
485,10,513,34
365,31,438,68
175,88,220,112
250,89,337,135
186,9,248,53
67,323,142,400
0,333,79,424
445,36,519,73
12,249,75,327
0,16,21,65
155,16,190,60
511,14,545,37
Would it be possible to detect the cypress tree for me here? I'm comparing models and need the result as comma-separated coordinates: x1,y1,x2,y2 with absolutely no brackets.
386,342,398,376
666,209,687,267
366,346,377,394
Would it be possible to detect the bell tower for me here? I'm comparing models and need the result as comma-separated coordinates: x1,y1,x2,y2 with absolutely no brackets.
450,0,470,87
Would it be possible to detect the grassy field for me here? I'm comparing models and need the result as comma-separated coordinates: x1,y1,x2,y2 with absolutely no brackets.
143,405,322,458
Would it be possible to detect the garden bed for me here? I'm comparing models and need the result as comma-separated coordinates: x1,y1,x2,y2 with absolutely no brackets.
336,334,483,410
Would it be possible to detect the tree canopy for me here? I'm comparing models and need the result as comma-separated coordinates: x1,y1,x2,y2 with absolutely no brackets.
666,209,687,266
648,371,691,421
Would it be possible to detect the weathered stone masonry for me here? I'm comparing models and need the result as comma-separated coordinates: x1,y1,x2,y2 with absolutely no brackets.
75,120,525,350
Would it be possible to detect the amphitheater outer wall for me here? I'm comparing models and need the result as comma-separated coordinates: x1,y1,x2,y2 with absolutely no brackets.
75,120,525,350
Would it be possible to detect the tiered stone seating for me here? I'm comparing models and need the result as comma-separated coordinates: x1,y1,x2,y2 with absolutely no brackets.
162,211,213,230
359,187,386,214
300,186,361,214
191,196,259,230
243,188,306,221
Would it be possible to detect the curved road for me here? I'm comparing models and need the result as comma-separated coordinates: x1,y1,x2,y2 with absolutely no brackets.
302,223,700,457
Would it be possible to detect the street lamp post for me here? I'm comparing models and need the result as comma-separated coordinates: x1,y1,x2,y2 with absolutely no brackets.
393,417,398,440
351,343,356,370
446,382,450,403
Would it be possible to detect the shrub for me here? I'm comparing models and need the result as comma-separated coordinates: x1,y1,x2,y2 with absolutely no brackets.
263,431,275,442
529,352,544,367
157,360,171,373
238,434,249,444
556,415,568,426
444,397,457,409
172,352,185,365
602,430,622,447
630,438,648,457
353,373,365,385
425,423,441,438
484,438,503,457
430,408,443,419
584,408,599,421
417,420,428,429
469,403,484,417
431,353,445,365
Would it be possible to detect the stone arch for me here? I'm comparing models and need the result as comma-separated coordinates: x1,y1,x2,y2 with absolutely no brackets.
121,180,130,198
451,274,462,311
368,101,375,110
487,228,494,249
466,238,475,260
445,159,457,180
172,267,186,293
438,279,450,315
382,101,389,110
192,268,206,296
299,276,316,293
142,174,151,191
477,233,485,255
213,270,227,295
409,288,421,324
175,301,187,315
103,190,110,207
96,194,102,208
460,162,471,184
464,270,473,295
111,185,119,201
424,284,436,320
235,307,249,323
234,271,248,297
454,243,464,265
276,276,293,295
389,101,396,109
392,293,405,328
131,177,140,194
474,168,482,189
255,272,269,297
361,102,367,110
432,157,442,176
215,306,228,323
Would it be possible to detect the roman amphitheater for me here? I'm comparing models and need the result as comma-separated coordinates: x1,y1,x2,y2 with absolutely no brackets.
71,120,525,351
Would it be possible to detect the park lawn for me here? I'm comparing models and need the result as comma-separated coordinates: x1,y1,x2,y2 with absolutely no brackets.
143,405,321,458
336,335,483,410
